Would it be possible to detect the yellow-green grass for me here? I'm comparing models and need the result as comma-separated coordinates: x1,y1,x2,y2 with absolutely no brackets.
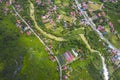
88,2,101,11
0,63,4,72
60,14,76,23
110,35,120,48
63,2,69,7
44,23,54,30
53,27,64,35
55,0,61,4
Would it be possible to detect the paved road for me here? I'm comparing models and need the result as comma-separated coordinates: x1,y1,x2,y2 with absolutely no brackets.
10,1,62,80
75,0,110,80
12,6,54,54
75,0,120,51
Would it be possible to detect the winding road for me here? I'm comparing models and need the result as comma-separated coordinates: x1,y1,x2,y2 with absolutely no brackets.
75,0,111,80
75,0,120,79
9,0,120,80
79,34,109,80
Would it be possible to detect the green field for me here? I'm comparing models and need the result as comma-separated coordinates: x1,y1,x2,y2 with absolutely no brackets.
0,14,59,80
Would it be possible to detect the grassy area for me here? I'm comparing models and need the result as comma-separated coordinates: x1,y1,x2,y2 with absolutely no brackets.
91,0,101,3
69,52,103,80
1,0,120,80
0,11,58,80
104,1,120,34
88,2,101,11
19,36,59,80
70,61,93,80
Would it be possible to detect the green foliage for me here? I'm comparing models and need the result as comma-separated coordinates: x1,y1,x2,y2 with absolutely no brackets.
0,11,58,80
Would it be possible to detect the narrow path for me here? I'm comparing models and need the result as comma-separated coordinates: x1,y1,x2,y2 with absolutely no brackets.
79,34,109,80
79,34,92,52
29,1,65,41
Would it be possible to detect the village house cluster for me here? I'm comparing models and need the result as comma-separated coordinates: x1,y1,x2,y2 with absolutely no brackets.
16,20,31,35
57,48,83,66
92,11,115,34
36,0,84,30
102,0,118,2
57,48,83,80
36,0,52,5
75,0,120,67
3,0,32,36
78,1,117,35
111,49,120,66
41,4,57,27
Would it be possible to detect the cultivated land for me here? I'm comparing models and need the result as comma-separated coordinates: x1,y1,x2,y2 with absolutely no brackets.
0,0,120,80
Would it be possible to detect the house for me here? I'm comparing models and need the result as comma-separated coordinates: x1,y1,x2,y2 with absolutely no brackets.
48,54,56,62
57,15,61,20
22,26,29,31
72,49,78,57
79,11,82,16
12,0,15,4
15,4,22,11
42,14,50,19
70,11,76,17
97,13,101,17
6,1,10,6
91,15,98,20
4,7,9,15
67,52,74,61
109,22,115,32
63,75,68,80
80,19,86,25
115,54,120,61
0,0,2,3
63,53,70,61
64,21,68,28
101,11,106,17
63,52,74,62
26,31,31,36
49,44,53,49
48,0,52,4
16,20,21,24
112,49,118,55
62,66,67,71
16,23,21,28
57,55,65,65
97,25,105,31
81,2,88,10
42,19,49,23
102,0,118,2
53,5,57,11
36,0,41,5
77,48,83,53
